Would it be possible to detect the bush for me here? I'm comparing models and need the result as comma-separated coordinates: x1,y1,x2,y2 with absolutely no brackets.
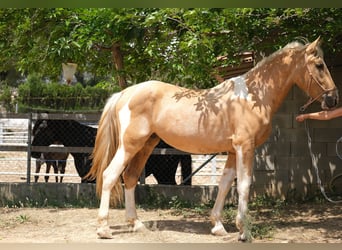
17,75,120,112
0,85,13,111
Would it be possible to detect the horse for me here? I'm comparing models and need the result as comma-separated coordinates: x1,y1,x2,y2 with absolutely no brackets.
31,119,97,183
85,37,339,241
31,119,192,185
145,140,192,185
34,148,69,183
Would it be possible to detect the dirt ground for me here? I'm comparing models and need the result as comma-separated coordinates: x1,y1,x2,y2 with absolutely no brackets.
1,151,341,243
0,203,340,243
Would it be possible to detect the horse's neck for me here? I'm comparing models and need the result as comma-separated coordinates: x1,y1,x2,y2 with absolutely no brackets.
245,50,303,115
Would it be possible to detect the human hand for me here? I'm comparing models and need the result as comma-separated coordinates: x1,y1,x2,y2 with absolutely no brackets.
296,114,305,122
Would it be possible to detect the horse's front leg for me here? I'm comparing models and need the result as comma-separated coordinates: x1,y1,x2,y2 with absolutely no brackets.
210,153,236,236
235,142,254,242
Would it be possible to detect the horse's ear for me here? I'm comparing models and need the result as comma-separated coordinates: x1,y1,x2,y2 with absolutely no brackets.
306,37,321,55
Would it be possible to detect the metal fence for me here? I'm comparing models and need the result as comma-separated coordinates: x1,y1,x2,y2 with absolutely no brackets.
0,113,221,185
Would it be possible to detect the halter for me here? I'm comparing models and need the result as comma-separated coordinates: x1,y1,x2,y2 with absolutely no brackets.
300,55,336,111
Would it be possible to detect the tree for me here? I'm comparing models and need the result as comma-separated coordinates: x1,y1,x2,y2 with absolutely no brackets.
0,8,341,89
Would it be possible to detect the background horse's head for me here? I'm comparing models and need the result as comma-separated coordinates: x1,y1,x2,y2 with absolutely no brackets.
299,37,339,110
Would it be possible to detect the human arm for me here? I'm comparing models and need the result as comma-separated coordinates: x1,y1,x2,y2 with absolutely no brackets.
296,107,342,122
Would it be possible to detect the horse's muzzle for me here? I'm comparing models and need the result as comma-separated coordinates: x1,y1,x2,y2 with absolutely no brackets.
322,90,339,110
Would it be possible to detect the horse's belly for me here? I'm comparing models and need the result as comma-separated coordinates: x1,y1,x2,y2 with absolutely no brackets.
156,130,232,154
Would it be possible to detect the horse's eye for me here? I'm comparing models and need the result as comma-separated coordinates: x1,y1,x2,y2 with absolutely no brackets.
316,63,324,70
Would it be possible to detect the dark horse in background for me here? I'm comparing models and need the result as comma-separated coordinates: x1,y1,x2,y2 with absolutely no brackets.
31,119,192,185
31,120,96,183
35,150,69,183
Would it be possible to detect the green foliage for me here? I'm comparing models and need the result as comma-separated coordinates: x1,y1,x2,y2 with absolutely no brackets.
16,214,30,224
0,84,12,111
17,74,118,112
1,8,341,89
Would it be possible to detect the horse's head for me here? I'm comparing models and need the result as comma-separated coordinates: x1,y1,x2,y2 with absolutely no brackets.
300,37,339,111
31,119,58,158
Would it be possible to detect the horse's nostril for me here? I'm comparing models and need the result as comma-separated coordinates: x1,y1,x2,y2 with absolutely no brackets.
325,95,338,108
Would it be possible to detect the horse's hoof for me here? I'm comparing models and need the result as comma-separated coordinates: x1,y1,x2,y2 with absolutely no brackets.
133,220,147,232
238,233,252,242
97,226,113,239
211,223,228,236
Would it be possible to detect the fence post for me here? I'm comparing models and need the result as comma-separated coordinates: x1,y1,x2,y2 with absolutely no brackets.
26,113,32,184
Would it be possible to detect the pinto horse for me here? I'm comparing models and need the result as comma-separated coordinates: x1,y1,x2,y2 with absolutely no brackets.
86,38,338,241
31,119,192,185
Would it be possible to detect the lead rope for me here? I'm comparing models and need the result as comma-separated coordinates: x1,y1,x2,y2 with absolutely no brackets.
304,119,342,203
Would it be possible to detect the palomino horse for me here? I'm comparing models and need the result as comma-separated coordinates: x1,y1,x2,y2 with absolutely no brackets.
86,38,338,241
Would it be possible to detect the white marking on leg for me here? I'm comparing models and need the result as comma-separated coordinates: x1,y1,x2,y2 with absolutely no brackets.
234,145,252,241
211,164,236,236
97,148,127,239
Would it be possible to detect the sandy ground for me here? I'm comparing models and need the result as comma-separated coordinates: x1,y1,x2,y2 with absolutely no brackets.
0,203,340,243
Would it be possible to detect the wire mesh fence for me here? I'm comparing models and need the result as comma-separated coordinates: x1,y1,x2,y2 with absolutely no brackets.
0,113,223,185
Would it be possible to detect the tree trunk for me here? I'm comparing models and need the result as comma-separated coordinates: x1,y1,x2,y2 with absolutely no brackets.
112,42,127,89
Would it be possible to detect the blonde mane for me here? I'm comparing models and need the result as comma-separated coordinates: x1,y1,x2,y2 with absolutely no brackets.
251,41,305,71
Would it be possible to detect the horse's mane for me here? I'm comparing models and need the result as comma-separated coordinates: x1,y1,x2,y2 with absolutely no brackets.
250,39,322,73
251,41,304,72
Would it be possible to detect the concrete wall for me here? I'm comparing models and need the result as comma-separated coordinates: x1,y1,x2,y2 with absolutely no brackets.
0,183,229,207
0,182,270,207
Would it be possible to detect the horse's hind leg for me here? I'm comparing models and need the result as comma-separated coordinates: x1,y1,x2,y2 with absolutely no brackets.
35,158,42,183
210,153,237,236
123,136,160,232
97,141,150,238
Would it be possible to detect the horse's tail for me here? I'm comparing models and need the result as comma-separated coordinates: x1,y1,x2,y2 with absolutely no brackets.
180,154,192,185
85,92,123,206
